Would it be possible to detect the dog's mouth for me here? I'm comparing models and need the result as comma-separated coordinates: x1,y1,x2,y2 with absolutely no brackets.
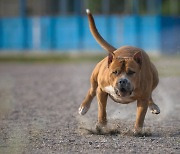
115,87,133,97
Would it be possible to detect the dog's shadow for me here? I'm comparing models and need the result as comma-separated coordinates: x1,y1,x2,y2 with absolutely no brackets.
78,121,180,138
79,124,120,136
78,119,152,137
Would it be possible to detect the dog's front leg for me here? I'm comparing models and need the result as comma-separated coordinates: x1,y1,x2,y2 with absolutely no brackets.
134,100,148,134
96,87,108,126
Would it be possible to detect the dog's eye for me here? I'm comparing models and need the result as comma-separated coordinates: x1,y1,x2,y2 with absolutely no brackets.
113,70,120,75
127,70,135,75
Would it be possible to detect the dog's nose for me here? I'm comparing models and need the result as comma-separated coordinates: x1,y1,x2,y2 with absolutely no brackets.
119,78,128,86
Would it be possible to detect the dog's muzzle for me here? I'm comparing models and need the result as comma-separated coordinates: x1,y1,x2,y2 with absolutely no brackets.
115,78,133,97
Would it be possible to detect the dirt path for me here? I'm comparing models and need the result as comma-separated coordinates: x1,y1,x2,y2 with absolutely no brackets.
0,63,179,154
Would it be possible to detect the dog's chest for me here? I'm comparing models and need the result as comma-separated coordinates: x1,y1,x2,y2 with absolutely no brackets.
104,86,134,104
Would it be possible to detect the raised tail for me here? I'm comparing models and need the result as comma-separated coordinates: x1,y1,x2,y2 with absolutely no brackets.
86,9,116,53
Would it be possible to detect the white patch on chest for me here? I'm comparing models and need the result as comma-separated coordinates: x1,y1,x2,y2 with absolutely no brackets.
104,86,134,104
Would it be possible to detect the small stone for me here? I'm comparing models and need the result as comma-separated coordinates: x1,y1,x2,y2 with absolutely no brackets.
89,141,93,145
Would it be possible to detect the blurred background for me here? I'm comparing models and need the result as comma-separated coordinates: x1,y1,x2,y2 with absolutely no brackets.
0,1,180,153
0,0,179,54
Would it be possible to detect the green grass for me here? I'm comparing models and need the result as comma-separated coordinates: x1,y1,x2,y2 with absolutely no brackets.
0,53,180,77
0,53,106,63
151,55,180,77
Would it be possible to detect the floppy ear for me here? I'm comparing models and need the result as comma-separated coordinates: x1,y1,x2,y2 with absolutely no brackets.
108,53,114,67
133,51,142,66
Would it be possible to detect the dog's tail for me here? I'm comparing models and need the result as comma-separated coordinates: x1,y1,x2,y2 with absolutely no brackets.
86,9,116,53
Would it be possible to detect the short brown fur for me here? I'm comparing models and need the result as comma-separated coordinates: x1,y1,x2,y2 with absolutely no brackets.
79,10,160,134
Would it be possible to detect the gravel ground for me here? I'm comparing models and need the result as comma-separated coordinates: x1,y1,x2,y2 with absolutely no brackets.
0,62,179,154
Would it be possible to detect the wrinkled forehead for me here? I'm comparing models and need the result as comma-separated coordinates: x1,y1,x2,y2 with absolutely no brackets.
111,57,138,70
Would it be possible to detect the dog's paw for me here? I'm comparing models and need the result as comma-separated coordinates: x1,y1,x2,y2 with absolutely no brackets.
78,105,90,115
95,122,107,134
133,128,143,136
133,128,152,137
149,103,160,114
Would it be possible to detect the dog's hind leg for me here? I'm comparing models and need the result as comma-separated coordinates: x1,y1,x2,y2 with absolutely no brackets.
79,78,97,115
148,96,160,114
149,63,160,114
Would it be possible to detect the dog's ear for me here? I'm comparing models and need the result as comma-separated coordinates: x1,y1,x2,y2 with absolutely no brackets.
133,51,142,66
108,52,114,67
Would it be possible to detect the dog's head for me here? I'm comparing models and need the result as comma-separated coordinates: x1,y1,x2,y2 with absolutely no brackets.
108,51,142,97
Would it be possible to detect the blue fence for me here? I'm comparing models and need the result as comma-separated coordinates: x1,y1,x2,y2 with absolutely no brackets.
0,15,179,53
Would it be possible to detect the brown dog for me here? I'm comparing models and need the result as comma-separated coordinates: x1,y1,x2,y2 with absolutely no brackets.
79,9,160,134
